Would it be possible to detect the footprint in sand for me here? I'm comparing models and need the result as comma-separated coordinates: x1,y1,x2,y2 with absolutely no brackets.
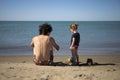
8,67,14,69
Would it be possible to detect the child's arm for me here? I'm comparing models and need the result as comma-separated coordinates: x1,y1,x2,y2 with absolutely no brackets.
70,37,75,50
50,37,59,51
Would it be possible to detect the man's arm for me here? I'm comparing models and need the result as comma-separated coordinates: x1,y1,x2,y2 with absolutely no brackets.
30,39,34,47
50,37,59,51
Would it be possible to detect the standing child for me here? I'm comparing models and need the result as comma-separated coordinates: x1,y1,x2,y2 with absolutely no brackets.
69,23,80,65
30,23,59,65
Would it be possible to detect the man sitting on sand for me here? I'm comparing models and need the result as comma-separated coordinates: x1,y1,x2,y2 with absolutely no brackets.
30,23,59,65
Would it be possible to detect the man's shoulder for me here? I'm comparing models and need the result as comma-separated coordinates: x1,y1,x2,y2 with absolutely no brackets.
49,36,54,40
32,35,39,39
49,37,55,42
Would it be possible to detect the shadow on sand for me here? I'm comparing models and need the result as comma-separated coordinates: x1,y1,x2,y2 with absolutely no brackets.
50,62,115,66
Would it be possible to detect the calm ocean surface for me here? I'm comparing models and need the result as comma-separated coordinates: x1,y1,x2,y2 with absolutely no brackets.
0,21,120,55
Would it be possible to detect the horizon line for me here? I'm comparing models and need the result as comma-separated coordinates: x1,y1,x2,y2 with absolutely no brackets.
0,20,120,22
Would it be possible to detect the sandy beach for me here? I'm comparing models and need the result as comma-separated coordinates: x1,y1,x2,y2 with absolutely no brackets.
0,55,120,80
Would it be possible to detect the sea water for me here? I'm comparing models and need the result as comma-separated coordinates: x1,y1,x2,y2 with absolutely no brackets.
0,21,120,55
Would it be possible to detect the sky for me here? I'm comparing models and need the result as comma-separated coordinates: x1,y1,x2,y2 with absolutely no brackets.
0,0,120,21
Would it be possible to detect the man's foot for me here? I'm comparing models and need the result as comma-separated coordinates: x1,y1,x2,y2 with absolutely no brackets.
76,62,79,65
48,60,54,65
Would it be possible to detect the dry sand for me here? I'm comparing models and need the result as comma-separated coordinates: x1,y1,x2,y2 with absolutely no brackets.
0,55,120,80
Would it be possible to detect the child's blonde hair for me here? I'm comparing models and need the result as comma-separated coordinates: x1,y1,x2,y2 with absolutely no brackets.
70,23,78,30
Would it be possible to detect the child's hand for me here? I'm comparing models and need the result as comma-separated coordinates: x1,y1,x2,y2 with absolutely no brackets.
69,46,74,50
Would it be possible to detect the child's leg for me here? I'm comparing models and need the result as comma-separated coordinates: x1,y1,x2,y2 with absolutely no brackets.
74,46,79,63
71,49,79,64
75,50,79,64
71,49,76,63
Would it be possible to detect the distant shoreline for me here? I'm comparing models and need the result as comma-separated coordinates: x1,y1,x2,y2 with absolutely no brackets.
1,20,120,22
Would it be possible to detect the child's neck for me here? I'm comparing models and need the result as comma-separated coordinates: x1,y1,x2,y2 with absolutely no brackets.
73,30,77,33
